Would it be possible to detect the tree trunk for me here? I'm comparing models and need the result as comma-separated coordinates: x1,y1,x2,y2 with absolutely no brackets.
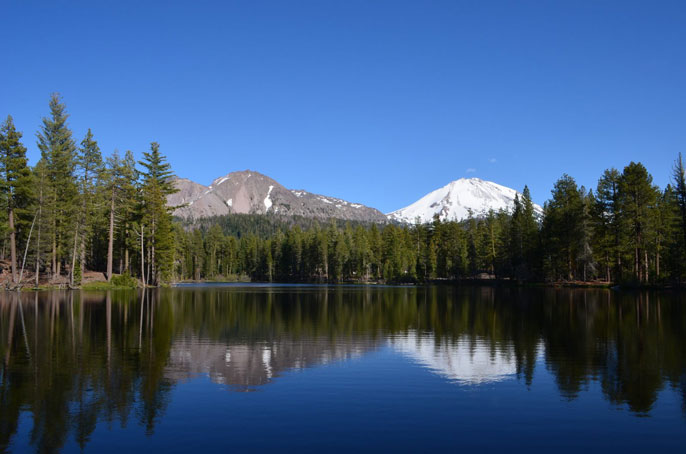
35,187,43,287
151,218,156,286
79,169,92,285
568,251,573,281
140,225,145,287
634,247,641,282
80,239,86,282
70,227,79,287
124,224,130,272
8,207,17,284
51,189,57,280
147,247,151,286
106,190,115,281
52,233,57,280
644,250,649,283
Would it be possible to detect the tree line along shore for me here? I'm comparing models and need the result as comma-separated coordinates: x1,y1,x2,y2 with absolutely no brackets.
1,94,685,289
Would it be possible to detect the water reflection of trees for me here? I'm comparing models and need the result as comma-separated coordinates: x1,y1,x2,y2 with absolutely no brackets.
0,290,173,453
0,286,684,452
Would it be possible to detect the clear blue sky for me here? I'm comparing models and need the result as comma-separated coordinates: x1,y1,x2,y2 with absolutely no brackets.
2,0,685,212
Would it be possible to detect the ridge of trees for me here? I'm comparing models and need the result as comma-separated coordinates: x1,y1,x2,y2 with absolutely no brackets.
174,163,686,285
1,94,178,288
1,94,685,286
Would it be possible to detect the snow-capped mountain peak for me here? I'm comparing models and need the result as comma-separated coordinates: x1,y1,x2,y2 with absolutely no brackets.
388,177,542,223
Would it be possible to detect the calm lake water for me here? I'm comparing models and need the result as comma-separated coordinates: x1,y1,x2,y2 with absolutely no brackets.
1,285,685,452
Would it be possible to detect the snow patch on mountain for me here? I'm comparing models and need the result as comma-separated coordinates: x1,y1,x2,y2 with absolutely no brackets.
388,178,542,223
211,176,230,187
264,185,274,211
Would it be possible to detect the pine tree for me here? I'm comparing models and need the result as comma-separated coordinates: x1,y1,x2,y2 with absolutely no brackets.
508,194,524,279
661,185,683,281
103,150,132,281
541,175,583,280
520,186,540,279
652,186,677,281
672,153,686,279
33,159,49,286
36,93,78,280
619,162,659,283
138,142,177,285
117,150,139,274
71,129,103,285
578,188,596,281
0,116,34,284
595,169,623,282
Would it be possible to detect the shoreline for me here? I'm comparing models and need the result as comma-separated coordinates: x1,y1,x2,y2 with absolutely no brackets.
3,275,682,291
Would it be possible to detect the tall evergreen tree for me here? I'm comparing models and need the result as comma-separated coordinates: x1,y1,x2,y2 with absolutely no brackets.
541,175,583,281
103,150,132,281
619,162,659,282
33,159,49,286
138,142,177,285
520,186,540,278
672,153,686,279
508,194,524,279
594,169,623,281
652,186,677,281
578,188,596,281
36,93,78,279
72,129,103,284
117,150,139,274
0,116,33,284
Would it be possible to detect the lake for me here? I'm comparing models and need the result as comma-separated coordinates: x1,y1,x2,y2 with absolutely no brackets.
1,285,685,452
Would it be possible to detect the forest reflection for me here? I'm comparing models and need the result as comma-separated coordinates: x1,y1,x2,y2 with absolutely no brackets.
1,286,685,452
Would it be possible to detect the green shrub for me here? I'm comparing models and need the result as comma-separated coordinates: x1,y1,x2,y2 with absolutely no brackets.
110,272,139,288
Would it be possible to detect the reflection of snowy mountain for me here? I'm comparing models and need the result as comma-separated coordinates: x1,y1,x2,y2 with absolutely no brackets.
166,336,379,390
390,332,518,385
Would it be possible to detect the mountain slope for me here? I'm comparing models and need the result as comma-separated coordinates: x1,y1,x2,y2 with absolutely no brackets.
168,170,387,222
168,178,228,219
388,178,542,223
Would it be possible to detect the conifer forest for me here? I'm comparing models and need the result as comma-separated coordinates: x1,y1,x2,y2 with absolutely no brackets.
2,94,686,288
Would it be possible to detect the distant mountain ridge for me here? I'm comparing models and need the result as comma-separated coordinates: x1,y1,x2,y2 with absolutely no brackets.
169,172,541,224
387,178,543,223
168,170,388,222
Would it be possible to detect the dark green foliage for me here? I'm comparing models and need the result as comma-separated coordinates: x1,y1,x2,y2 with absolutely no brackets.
176,213,378,239
619,162,660,283
0,116,34,283
36,93,78,278
1,94,686,286
671,153,686,280
74,128,104,281
139,142,178,285
0,116,33,229
110,272,138,288
541,175,583,281
594,168,623,281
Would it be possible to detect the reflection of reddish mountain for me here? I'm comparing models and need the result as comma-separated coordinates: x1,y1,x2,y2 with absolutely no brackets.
166,336,379,391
